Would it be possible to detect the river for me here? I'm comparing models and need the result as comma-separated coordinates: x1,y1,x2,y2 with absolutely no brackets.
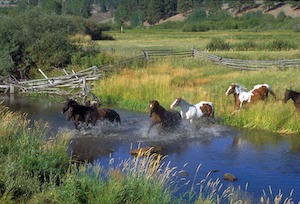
1,94,300,202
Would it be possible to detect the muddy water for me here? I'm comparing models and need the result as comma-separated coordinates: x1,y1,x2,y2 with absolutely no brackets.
1,94,300,202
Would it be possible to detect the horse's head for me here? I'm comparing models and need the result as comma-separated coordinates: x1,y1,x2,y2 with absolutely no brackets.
62,98,78,114
225,83,237,96
170,97,182,109
149,100,160,117
283,89,291,103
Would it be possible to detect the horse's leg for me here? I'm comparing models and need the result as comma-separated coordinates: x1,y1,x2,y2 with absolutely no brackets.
148,122,156,134
73,116,79,130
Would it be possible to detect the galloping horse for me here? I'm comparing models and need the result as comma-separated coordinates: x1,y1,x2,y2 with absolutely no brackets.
148,100,182,134
284,89,300,108
62,98,121,129
62,98,99,129
170,97,214,124
85,100,121,124
225,83,276,111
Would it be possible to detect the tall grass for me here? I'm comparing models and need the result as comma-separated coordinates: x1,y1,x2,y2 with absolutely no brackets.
93,58,300,134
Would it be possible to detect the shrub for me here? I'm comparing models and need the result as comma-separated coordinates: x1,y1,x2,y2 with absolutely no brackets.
182,22,210,32
265,40,297,51
293,24,300,32
206,38,231,51
234,40,258,51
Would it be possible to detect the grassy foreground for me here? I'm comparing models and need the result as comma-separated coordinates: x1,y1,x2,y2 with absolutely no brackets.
93,57,300,135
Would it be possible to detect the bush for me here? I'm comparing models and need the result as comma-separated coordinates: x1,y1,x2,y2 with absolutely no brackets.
234,40,258,51
185,9,207,23
265,40,297,51
182,22,210,32
206,38,231,51
293,24,300,32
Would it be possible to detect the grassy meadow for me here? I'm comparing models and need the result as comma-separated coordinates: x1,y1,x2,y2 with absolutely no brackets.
92,29,300,135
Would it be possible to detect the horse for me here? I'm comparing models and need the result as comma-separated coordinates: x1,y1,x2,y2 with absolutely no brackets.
62,98,121,129
170,97,214,124
284,89,300,108
148,100,182,134
225,83,276,111
62,98,99,129
85,100,121,124
97,108,121,124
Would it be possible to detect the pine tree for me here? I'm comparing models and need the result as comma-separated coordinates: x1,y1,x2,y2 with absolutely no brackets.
147,0,163,25
177,0,192,14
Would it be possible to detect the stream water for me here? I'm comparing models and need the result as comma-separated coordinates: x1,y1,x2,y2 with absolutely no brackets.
1,94,300,202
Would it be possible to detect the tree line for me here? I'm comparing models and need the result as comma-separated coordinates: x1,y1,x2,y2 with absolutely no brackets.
106,0,300,26
0,7,113,80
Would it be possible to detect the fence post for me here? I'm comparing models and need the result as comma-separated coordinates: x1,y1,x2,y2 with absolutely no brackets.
191,48,195,57
38,69,52,84
82,78,87,104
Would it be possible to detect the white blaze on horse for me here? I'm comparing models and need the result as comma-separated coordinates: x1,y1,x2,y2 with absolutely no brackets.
225,83,276,112
170,97,214,124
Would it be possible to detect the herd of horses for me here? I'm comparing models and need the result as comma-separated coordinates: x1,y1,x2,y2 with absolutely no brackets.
62,83,300,133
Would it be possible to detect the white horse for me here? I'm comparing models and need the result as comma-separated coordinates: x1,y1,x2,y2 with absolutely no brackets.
170,97,214,124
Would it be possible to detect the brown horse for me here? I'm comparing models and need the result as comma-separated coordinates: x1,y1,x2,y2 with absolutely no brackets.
62,98,99,129
85,100,121,124
284,89,300,108
148,100,182,134
62,98,121,129
97,108,121,124
225,83,276,111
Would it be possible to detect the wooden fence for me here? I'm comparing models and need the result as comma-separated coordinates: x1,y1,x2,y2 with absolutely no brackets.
192,49,300,70
1,49,300,96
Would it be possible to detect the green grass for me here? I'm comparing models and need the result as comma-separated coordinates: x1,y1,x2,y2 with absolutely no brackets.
98,29,300,59
93,57,300,135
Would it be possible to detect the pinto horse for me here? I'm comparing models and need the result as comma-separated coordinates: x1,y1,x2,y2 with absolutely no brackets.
284,89,300,108
225,83,276,111
148,100,182,134
170,97,214,124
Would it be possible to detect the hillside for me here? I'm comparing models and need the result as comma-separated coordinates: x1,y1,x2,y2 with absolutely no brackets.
90,3,300,25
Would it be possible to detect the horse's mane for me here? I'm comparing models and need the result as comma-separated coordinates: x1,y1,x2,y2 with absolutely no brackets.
234,83,248,93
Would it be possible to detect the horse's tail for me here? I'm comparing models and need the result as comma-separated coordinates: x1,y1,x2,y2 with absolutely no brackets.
267,85,276,100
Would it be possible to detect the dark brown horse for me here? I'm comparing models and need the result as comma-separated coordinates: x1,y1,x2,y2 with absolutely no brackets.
85,100,121,124
148,100,182,134
97,108,121,124
62,98,121,129
284,89,300,108
225,83,276,112
62,98,99,129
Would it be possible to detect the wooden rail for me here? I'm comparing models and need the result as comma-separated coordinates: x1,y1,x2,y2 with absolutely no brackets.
192,49,300,70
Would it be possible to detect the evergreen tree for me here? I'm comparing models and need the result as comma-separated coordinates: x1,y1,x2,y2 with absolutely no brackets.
204,0,222,15
147,0,163,25
41,0,62,14
177,0,192,14
164,0,177,19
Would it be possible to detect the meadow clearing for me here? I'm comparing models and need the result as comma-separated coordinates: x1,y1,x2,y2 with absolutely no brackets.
93,29,300,135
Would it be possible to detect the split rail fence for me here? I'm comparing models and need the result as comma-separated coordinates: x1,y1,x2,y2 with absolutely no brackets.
1,49,300,96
